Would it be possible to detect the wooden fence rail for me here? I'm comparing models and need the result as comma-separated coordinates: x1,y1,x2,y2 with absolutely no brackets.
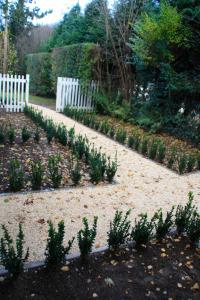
0,74,30,112
56,77,98,112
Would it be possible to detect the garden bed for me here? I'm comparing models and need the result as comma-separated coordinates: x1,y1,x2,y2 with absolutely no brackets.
0,108,117,193
63,107,200,174
0,236,200,300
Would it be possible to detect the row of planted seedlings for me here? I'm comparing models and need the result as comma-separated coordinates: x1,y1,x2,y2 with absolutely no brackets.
0,192,199,278
18,106,117,190
63,107,200,174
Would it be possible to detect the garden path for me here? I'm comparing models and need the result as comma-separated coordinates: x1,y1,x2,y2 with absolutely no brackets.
0,104,199,261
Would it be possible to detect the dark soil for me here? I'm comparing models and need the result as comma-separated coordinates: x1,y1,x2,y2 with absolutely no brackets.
0,236,200,300
0,111,91,193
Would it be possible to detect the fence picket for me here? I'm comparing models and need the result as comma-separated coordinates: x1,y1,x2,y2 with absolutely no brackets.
56,77,97,112
0,74,29,112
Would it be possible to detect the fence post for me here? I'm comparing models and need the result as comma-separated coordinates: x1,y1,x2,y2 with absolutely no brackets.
25,74,30,110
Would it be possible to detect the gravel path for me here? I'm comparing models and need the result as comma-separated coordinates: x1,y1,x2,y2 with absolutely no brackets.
0,105,200,262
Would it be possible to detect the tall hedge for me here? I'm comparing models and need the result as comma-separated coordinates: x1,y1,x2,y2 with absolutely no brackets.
26,53,53,96
26,43,100,96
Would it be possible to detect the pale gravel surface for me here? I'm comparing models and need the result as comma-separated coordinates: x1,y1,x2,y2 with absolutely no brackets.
0,104,199,262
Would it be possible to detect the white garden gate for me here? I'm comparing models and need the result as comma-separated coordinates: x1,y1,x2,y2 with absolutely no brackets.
0,74,30,112
56,77,98,112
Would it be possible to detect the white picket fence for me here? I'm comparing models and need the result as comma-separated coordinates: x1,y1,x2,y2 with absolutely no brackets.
56,77,98,112
0,74,30,112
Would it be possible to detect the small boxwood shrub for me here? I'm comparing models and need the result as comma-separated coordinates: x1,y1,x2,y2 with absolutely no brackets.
8,159,24,192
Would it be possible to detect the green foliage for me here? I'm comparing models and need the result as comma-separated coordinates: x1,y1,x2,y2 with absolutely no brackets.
178,154,187,174
108,210,131,250
8,159,24,192
51,43,99,91
148,139,159,160
116,128,127,144
153,207,174,241
21,126,31,143
48,155,62,188
128,135,134,148
106,156,117,183
56,124,67,146
157,142,166,163
0,224,29,276
186,211,200,244
131,2,188,66
141,137,149,155
197,154,200,170
175,192,195,234
100,120,110,135
70,160,82,185
34,127,40,143
109,126,115,139
26,53,53,96
30,161,44,190
77,216,98,261
7,126,15,145
45,220,74,267
187,155,196,173
167,147,177,169
131,214,154,246
0,127,5,144
93,92,111,115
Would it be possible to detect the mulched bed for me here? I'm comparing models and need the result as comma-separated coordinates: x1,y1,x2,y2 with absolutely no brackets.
0,111,91,193
0,236,200,299
95,115,200,155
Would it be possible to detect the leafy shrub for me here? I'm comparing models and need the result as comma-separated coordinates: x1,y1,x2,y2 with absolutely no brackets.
108,210,131,250
100,121,110,135
21,126,31,143
73,135,88,159
89,148,107,183
106,156,117,183
157,142,166,163
46,119,55,144
134,135,141,151
45,220,74,266
77,216,98,261
34,127,40,143
70,161,82,185
128,135,134,148
197,154,200,170
175,192,195,234
56,124,67,146
187,155,196,172
167,147,177,169
109,127,115,138
141,138,149,155
0,224,29,276
131,214,154,246
26,52,53,96
9,159,24,191
31,161,44,190
116,128,127,144
178,154,187,174
93,92,111,115
186,211,200,244
48,155,62,188
148,139,159,160
0,125,6,144
68,127,75,147
153,207,174,241
7,126,15,144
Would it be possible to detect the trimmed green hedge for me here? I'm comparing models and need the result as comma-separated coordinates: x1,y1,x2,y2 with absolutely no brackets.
26,43,99,96
26,53,53,96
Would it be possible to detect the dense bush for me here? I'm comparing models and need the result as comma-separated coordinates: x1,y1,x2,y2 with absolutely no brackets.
77,217,98,261
108,210,131,250
0,224,29,277
8,159,24,192
26,53,53,96
45,221,74,267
